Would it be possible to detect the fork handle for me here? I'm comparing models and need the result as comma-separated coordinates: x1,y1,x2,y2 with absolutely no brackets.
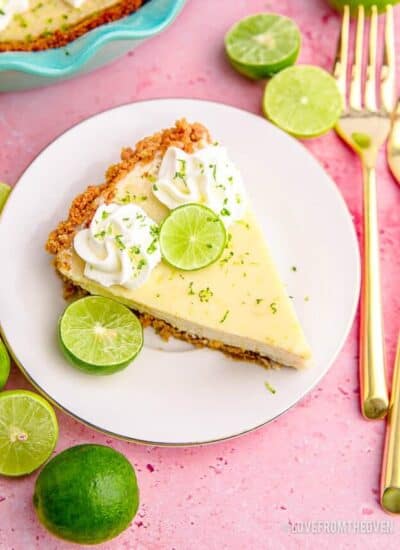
381,333,400,513
359,165,389,419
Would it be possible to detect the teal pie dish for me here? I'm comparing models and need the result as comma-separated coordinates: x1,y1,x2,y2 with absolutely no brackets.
0,0,186,92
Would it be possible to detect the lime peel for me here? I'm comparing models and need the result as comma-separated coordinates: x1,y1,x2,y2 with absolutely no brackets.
0,182,11,214
0,338,11,389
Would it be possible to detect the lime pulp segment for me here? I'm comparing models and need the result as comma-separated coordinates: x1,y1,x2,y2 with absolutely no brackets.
263,65,343,138
225,13,301,79
0,182,11,214
59,296,143,375
0,338,11,390
159,204,227,271
0,390,58,476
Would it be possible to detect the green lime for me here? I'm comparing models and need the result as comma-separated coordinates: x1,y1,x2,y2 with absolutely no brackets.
159,204,227,271
0,182,11,214
0,338,11,390
328,0,399,15
263,65,343,138
59,296,143,375
33,444,139,544
225,13,301,79
0,390,58,476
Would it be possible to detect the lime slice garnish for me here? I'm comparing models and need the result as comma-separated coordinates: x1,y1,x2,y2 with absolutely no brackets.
0,182,11,214
159,204,227,271
0,390,58,476
225,13,301,79
263,65,343,138
59,296,143,375
0,338,11,390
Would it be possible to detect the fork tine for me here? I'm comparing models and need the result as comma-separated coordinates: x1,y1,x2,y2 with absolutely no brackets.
333,4,350,110
350,4,365,111
381,5,396,113
365,5,378,111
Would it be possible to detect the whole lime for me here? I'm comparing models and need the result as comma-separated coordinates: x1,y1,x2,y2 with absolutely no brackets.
33,444,139,544
328,0,399,15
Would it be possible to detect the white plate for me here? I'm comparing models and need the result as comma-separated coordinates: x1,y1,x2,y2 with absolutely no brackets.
0,99,360,445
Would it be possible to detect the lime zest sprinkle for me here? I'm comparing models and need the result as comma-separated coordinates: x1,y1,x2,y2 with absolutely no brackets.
270,302,278,314
198,287,213,303
256,298,264,305
264,381,276,394
188,282,195,296
219,310,230,323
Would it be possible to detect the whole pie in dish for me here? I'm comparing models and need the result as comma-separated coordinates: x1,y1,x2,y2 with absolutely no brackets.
46,119,312,369
0,0,146,51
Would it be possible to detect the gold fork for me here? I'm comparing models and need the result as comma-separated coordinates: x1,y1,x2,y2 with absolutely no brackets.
333,4,396,419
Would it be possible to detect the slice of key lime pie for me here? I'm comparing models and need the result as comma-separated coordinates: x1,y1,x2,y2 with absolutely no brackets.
46,120,312,369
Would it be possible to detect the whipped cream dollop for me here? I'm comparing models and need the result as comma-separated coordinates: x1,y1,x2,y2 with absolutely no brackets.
65,0,87,7
74,203,161,290
152,145,246,226
0,0,29,32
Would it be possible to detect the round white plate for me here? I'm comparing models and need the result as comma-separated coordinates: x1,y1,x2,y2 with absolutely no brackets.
0,99,360,445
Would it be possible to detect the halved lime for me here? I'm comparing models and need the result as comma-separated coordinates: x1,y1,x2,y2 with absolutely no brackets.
0,182,11,214
0,338,11,390
59,296,143,375
225,13,301,79
159,204,227,271
263,65,343,138
0,390,58,476
328,0,398,15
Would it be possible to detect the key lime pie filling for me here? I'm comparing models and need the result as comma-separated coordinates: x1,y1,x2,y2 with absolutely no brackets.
47,119,312,369
0,0,145,51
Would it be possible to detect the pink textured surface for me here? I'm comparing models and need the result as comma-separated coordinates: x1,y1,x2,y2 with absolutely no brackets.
1,0,400,548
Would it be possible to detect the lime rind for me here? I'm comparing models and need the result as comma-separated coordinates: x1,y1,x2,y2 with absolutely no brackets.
59,296,143,375
0,390,58,476
225,13,301,79
159,204,227,271
0,338,11,389
263,65,343,138
0,182,11,214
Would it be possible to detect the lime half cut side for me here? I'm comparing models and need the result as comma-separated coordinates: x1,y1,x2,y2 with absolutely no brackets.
0,182,11,214
159,204,227,271
0,390,58,476
225,13,301,79
59,296,143,375
263,65,343,138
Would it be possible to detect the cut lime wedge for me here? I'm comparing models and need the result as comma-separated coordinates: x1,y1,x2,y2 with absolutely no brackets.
225,13,301,79
59,296,143,375
0,182,11,214
0,390,58,476
0,338,11,390
263,65,343,138
159,204,227,271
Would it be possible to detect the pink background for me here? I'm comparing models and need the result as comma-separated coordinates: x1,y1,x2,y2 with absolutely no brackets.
1,0,400,548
